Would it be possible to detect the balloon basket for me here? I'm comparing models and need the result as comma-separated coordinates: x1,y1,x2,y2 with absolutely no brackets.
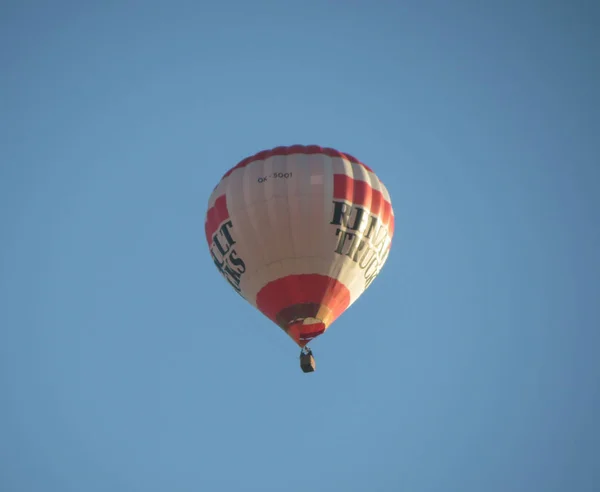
300,349,316,373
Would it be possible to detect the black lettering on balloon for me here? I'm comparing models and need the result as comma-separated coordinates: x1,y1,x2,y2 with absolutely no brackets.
229,249,246,273
348,206,367,232
334,228,356,255
330,201,352,228
363,215,379,240
210,220,247,293
220,221,235,246
331,200,391,288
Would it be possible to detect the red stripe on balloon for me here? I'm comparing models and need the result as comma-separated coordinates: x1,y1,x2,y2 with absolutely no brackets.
222,144,373,179
204,195,229,246
388,214,395,238
333,174,394,236
256,274,351,345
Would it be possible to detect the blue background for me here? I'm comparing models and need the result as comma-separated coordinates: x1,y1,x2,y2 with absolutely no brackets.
1,1,599,491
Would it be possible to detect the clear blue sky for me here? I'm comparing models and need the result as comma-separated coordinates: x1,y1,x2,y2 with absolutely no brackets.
1,1,599,491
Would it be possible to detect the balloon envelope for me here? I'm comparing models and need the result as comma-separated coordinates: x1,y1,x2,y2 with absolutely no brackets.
205,145,394,346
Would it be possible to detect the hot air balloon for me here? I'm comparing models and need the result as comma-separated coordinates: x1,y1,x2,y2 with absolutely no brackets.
205,145,395,372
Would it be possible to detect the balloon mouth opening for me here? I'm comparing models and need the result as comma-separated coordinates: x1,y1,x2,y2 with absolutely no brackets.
288,318,326,345
272,299,338,347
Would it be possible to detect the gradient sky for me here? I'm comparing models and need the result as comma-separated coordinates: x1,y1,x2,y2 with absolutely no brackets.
1,1,599,491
